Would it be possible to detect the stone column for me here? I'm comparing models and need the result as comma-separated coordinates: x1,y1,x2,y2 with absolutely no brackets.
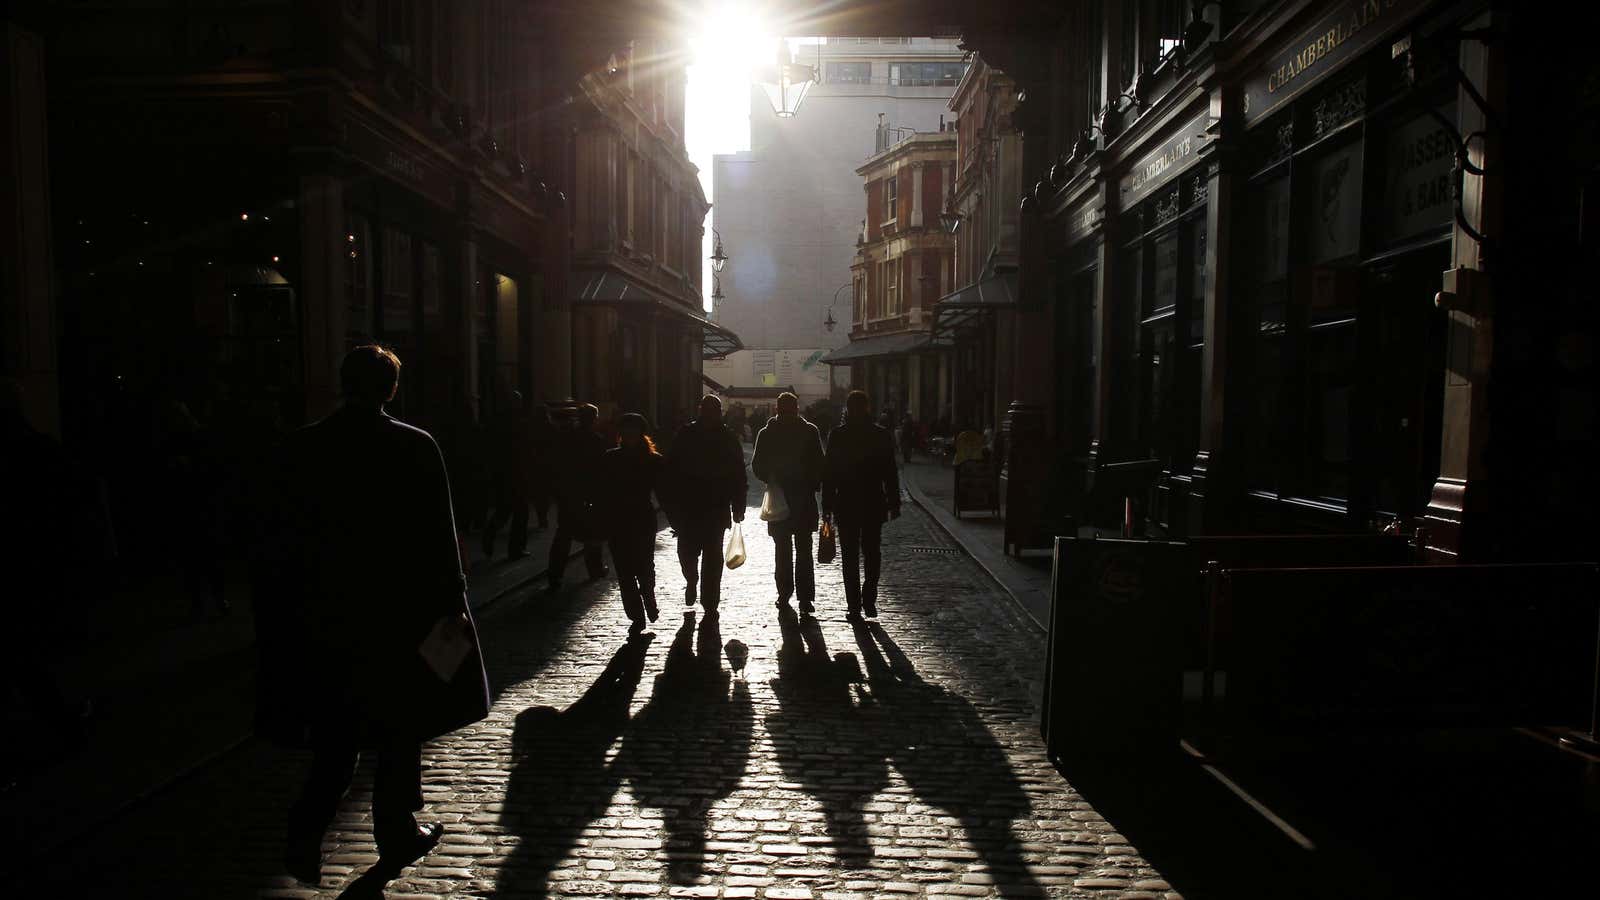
298,172,347,420
1189,100,1238,534
459,228,481,421
1423,10,1506,561
1,22,57,434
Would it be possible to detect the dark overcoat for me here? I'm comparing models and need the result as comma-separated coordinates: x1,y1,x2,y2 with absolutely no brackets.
751,415,824,535
662,419,747,534
598,444,664,540
822,415,901,525
253,405,491,746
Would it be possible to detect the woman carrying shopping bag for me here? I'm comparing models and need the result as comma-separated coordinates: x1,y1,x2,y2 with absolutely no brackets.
751,392,824,617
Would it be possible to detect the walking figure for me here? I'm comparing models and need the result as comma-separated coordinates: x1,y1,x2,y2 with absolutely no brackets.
663,395,746,614
752,392,824,616
483,391,534,559
547,403,608,591
255,346,489,885
823,390,901,619
600,413,664,635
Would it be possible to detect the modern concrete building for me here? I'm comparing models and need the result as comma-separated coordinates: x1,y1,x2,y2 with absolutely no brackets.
709,36,966,406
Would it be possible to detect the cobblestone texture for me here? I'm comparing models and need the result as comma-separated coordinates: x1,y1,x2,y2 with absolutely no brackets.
42,482,1171,899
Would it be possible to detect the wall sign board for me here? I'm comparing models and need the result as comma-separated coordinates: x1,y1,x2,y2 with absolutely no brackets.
1242,0,1428,127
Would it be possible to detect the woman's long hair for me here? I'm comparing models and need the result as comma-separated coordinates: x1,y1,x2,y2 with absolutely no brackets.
618,432,658,454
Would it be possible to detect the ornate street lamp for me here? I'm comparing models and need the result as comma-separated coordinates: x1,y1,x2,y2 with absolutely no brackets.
759,40,818,119
824,282,851,332
939,206,963,234
709,228,728,272
711,275,725,304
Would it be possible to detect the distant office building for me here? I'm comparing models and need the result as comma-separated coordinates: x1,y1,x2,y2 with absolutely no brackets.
710,37,966,405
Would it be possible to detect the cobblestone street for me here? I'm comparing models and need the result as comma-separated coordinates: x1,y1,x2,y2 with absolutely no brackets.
43,479,1172,899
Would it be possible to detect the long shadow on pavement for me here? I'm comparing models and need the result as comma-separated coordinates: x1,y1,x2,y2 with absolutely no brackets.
849,620,1048,899
486,634,654,898
614,610,754,884
766,609,886,863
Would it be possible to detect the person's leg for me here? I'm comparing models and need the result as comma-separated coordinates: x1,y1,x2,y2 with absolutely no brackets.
838,520,863,613
483,500,504,557
582,535,607,578
862,519,883,616
548,501,574,586
507,491,529,556
372,739,426,855
638,531,658,619
700,530,723,610
677,533,700,606
611,538,645,625
286,737,360,872
795,531,815,613
773,530,794,605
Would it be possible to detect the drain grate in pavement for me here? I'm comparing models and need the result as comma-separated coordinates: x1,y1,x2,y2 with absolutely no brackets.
906,546,962,555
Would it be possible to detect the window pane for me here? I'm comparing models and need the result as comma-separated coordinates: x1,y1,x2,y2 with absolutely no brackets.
1304,321,1356,502
1150,232,1178,315
1379,102,1457,246
1306,141,1363,264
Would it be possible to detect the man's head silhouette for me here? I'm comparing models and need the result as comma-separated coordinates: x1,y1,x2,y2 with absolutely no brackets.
341,345,401,409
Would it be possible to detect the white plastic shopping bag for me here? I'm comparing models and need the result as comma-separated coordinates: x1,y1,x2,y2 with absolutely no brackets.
724,522,747,569
760,484,790,523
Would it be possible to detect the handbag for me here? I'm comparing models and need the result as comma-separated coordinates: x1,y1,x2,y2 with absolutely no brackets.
760,484,791,522
817,519,836,565
724,522,747,569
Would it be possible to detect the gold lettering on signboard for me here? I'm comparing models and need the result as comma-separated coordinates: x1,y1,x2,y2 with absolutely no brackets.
1266,0,1395,95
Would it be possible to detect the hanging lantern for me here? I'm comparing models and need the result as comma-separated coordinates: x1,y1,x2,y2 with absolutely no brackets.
759,41,818,119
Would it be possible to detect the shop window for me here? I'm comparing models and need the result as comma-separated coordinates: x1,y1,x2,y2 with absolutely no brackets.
826,62,871,84
1378,103,1457,248
888,62,966,87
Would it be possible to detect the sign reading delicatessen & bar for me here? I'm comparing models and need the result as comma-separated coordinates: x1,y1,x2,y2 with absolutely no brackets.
1242,0,1427,126
1119,110,1211,209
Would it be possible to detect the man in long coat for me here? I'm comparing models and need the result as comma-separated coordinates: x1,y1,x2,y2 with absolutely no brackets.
822,390,900,618
751,392,825,616
255,346,490,884
663,395,747,613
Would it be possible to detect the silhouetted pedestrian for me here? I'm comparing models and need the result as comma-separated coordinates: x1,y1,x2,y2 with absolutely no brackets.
547,403,608,590
899,412,917,464
662,395,746,613
528,403,555,531
600,413,664,634
255,346,489,886
823,390,900,619
483,391,534,559
752,392,824,616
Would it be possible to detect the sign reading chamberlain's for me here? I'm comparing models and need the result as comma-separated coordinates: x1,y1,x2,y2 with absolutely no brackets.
1119,110,1212,209
1242,0,1426,127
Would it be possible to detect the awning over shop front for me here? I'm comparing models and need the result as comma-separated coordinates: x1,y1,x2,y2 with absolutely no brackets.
932,270,1018,342
818,331,931,365
576,268,743,359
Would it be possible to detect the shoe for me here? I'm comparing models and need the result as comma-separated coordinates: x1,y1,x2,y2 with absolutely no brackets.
798,598,815,615
863,597,879,618
378,821,444,866
645,595,660,622
284,837,321,884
